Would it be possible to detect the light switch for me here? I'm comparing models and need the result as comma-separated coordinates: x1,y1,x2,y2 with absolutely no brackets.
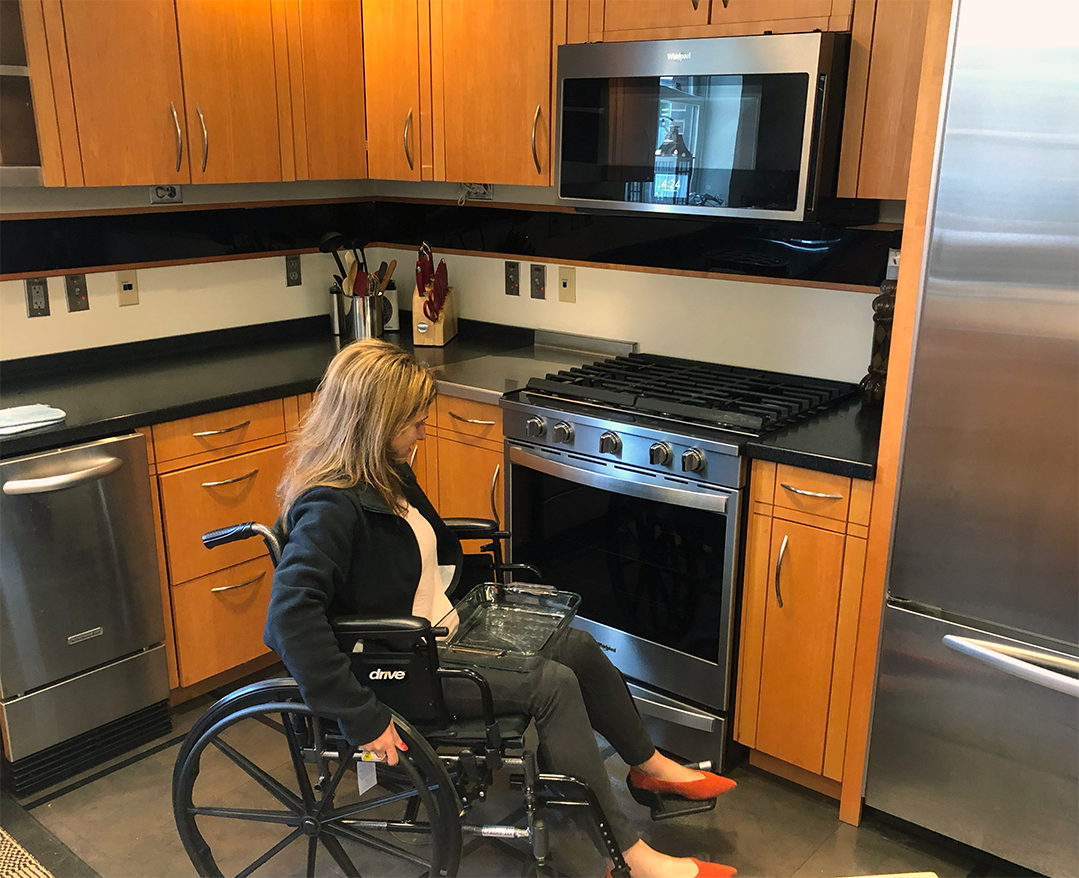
558,266,576,303
117,270,139,306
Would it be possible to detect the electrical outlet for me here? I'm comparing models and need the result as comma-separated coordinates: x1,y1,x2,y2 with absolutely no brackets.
505,261,520,296
285,255,302,287
65,274,89,312
24,277,49,317
558,266,576,303
530,264,546,299
149,184,183,204
117,270,139,306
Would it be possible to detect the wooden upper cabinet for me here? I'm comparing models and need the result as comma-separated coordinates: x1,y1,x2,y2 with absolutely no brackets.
363,0,422,181
436,0,552,186
289,0,367,181
601,0,710,35
60,0,188,186
837,0,930,200
174,0,284,184
714,0,834,26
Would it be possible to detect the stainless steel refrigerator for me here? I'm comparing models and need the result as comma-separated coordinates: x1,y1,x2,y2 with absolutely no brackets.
863,1,1078,876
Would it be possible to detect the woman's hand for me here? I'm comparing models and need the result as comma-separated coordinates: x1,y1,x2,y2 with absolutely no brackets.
360,719,408,765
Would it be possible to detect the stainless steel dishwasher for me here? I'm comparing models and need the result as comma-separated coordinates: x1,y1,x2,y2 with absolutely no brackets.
0,433,170,794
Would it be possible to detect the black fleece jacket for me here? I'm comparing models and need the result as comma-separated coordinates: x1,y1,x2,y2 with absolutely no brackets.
263,465,458,746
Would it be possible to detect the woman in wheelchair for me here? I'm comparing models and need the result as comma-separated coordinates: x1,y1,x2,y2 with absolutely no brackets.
263,339,737,878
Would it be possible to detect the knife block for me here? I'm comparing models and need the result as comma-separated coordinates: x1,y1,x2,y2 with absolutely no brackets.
412,284,458,346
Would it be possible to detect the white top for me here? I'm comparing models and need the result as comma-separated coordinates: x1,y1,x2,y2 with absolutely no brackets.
404,503,458,633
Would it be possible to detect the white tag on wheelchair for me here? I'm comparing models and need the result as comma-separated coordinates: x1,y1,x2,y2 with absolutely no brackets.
356,759,377,795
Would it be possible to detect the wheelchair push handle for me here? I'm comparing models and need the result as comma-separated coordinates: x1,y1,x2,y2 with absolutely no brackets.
202,521,283,565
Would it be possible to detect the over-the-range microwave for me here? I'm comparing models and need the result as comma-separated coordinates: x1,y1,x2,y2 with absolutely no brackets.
555,33,850,222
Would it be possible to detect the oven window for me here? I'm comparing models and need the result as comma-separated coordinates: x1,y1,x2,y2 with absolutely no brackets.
511,466,726,663
560,73,808,210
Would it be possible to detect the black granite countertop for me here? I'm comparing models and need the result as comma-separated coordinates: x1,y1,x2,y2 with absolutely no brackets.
0,318,880,479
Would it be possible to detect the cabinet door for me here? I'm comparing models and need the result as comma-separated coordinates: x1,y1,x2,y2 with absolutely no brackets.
174,0,283,184
293,0,368,181
60,0,188,186
363,0,421,181
601,0,710,35
438,0,551,185
435,436,504,524
714,0,833,25
754,518,845,774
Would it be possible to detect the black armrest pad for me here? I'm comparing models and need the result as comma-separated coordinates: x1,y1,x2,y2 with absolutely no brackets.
443,517,499,537
331,616,431,637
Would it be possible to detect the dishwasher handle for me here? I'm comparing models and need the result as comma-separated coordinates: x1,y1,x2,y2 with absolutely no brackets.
3,456,123,495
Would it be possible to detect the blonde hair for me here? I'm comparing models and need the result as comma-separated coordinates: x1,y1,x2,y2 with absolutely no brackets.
278,339,436,521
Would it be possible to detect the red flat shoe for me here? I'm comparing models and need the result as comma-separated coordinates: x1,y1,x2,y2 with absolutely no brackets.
605,859,736,878
627,767,737,800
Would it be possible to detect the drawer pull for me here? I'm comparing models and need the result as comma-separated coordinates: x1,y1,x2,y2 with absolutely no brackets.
201,469,258,488
781,483,843,501
774,534,788,608
211,572,265,594
193,420,251,438
448,411,496,426
409,446,418,467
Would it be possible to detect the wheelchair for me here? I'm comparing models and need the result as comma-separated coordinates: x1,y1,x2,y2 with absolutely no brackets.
172,504,715,878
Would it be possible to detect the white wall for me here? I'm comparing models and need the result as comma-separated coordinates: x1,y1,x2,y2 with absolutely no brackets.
0,246,874,382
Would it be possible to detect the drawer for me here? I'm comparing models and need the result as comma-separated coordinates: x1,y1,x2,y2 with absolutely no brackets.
152,400,285,467
773,464,851,522
435,396,502,444
171,556,274,687
159,444,286,584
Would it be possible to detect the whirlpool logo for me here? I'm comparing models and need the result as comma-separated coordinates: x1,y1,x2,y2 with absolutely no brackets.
597,641,617,654
667,51,691,61
369,668,407,681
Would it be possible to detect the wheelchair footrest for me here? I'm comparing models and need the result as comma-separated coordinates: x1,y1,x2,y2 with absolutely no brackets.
626,777,718,822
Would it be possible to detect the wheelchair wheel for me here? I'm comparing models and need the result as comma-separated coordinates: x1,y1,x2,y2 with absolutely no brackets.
173,680,462,878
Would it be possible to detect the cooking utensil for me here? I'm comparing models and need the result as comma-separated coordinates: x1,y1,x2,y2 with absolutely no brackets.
423,259,448,322
319,232,349,277
379,259,397,294
376,260,388,288
345,260,359,297
417,242,433,293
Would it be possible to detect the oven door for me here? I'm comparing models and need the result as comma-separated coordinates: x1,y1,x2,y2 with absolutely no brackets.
505,442,741,713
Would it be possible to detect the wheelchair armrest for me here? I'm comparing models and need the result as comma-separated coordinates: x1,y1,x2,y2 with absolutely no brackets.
331,616,448,638
436,666,504,769
443,517,502,540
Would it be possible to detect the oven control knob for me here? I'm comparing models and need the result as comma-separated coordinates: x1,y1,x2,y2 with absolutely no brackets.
552,422,574,444
525,416,547,438
681,448,705,473
599,431,622,455
649,442,673,466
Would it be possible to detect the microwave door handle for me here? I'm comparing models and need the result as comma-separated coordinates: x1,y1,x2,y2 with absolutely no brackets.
942,635,1079,698
3,456,123,495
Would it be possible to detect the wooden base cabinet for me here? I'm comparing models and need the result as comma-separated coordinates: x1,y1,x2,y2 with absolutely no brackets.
428,395,504,523
736,460,872,787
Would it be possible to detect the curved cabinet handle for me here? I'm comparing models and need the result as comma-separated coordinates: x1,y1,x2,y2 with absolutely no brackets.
490,463,501,526
195,103,208,172
531,104,542,174
722,0,729,8
404,108,414,171
201,469,258,488
211,571,265,594
3,457,122,495
774,533,788,608
170,101,183,172
943,635,1079,698
193,420,250,438
781,482,843,501
448,411,496,426
409,445,418,467
691,0,699,9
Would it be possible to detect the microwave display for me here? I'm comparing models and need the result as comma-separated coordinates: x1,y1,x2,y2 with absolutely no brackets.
560,73,810,212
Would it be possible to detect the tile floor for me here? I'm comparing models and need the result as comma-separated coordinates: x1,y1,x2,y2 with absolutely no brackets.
0,669,1035,878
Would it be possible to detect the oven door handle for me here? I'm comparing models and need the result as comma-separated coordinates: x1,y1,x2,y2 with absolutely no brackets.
632,693,717,733
508,445,729,514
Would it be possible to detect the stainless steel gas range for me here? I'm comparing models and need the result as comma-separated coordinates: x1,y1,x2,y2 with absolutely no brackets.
500,353,854,769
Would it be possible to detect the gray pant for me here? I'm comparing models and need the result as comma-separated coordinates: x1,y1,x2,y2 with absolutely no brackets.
443,628,655,853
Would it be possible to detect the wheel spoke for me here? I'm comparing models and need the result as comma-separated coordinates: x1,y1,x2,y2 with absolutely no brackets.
320,833,362,878
187,805,298,826
315,743,359,819
306,836,317,878
281,713,317,810
234,826,305,878
323,822,433,870
324,784,424,821
210,736,304,813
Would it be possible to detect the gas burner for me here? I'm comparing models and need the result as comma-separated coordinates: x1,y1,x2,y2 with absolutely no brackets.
525,353,855,436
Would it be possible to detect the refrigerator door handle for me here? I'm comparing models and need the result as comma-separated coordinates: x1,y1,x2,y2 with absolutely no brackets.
942,635,1079,698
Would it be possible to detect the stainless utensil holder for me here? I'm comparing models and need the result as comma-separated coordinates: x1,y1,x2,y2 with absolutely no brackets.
346,293,383,342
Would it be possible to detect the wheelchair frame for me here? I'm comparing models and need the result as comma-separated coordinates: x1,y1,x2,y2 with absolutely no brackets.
171,518,633,878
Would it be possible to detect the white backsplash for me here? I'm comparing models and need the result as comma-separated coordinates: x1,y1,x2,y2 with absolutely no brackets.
0,247,874,383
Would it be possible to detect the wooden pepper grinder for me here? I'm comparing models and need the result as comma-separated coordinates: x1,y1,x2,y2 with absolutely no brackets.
859,277,896,405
